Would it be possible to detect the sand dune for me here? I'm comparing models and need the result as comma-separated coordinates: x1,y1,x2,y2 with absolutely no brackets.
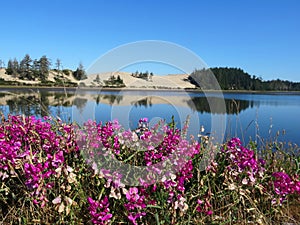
0,68,196,89
81,71,195,89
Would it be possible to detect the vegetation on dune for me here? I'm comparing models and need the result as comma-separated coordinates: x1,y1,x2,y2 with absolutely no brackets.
103,75,125,88
0,115,299,224
6,54,51,81
131,71,154,81
2,54,84,87
2,55,300,90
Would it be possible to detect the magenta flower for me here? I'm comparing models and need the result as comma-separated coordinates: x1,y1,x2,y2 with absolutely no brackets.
124,187,146,210
139,118,148,123
196,198,213,215
222,137,265,185
128,212,146,225
272,172,298,196
124,187,147,224
87,196,112,225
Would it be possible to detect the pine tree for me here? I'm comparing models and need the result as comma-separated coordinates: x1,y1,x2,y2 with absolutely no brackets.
0,59,4,69
12,58,19,77
73,63,87,80
6,60,14,75
32,59,40,78
39,55,51,81
55,59,62,77
94,74,101,84
19,54,33,80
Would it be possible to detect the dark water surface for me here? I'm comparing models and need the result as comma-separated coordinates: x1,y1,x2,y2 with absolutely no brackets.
0,88,299,146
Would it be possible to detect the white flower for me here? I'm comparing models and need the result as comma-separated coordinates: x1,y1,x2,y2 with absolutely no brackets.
65,196,77,206
228,183,237,190
170,173,176,180
0,172,9,180
174,197,188,212
66,185,72,192
109,187,121,199
132,132,139,142
58,202,65,213
242,178,248,185
249,173,256,183
67,172,77,184
66,206,70,216
52,195,62,204
200,125,205,133
66,166,74,173
92,162,99,175
122,187,128,195
55,167,62,178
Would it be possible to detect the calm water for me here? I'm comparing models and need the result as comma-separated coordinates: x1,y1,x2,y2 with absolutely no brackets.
0,88,299,146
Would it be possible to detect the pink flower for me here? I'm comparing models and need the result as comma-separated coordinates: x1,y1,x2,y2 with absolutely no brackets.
196,198,213,215
128,212,146,225
87,196,112,225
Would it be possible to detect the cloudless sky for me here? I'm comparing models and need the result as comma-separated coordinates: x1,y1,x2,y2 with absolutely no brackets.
0,0,299,81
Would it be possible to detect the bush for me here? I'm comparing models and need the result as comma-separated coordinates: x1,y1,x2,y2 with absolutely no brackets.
0,78,19,86
0,115,299,224
62,69,71,76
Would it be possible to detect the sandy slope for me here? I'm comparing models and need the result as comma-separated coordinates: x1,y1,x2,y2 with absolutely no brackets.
0,68,195,89
0,68,79,85
0,68,40,84
82,72,195,89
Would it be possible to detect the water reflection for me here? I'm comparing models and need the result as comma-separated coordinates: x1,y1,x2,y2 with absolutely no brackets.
0,90,267,116
0,89,299,145
187,97,252,114
100,94,123,105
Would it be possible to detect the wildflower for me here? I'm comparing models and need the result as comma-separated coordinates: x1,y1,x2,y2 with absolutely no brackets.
196,198,213,215
52,195,62,204
109,186,121,199
124,187,147,224
272,172,295,197
128,212,146,225
124,187,146,210
222,138,266,186
174,195,188,212
87,196,112,225
58,202,65,213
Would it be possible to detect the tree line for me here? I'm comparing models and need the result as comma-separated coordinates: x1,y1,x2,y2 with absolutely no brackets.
4,54,86,82
103,75,125,87
131,71,153,81
2,55,300,90
189,67,300,91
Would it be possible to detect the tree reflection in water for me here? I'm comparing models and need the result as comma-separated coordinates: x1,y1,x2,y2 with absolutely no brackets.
0,90,254,118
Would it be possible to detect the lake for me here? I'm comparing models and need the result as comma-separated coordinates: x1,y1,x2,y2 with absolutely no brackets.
0,88,299,146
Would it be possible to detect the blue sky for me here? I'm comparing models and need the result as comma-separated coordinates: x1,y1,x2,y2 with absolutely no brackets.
0,0,299,81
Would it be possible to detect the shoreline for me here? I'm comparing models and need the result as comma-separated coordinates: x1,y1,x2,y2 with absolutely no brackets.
1,85,300,95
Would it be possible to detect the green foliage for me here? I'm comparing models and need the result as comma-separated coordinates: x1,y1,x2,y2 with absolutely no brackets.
73,63,87,80
62,69,71,76
19,54,34,80
93,74,101,84
189,67,300,91
0,78,19,85
131,70,153,81
5,54,51,82
5,58,19,76
0,59,4,69
38,55,51,81
103,75,125,87
5,60,13,75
